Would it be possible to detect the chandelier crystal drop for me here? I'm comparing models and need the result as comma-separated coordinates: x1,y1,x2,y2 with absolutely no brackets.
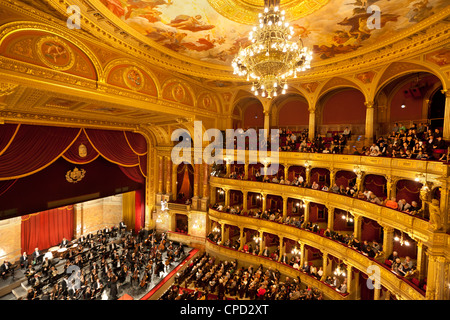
231,0,313,99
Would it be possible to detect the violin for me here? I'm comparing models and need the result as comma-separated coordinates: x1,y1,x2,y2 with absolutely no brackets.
140,274,148,288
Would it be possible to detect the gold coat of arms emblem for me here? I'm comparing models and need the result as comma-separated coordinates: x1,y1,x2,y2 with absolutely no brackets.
66,167,86,183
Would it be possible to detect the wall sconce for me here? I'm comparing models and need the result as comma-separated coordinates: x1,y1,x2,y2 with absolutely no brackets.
253,235,261,243
394,231,410,246
341,212,353,223
415,173,425,183
334,265,346,277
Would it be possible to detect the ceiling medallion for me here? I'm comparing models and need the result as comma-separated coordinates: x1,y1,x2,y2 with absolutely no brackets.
35,36,75,71
123,66,145,91
232,0,313,99
207,0,329,25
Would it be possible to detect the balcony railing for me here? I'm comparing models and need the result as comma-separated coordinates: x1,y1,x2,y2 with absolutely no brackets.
210,177,432,246
208,208,426,300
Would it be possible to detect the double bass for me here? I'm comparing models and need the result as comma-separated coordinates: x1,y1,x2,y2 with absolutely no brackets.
140,273,148,288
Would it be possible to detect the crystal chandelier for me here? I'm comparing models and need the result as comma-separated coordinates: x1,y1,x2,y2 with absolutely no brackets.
231,0,312,99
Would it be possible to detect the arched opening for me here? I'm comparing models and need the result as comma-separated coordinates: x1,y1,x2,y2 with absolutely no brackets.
428,86,445,129
175,163,194,202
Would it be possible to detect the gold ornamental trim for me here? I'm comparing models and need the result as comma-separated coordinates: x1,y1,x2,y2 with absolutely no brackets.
65,167,86,183
35,35,75,71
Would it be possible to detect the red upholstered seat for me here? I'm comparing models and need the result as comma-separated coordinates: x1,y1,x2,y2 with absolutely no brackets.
412,278,420,287
385,259,392,267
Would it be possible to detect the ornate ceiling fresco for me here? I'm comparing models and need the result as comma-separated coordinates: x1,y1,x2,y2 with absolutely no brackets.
100,0,449,65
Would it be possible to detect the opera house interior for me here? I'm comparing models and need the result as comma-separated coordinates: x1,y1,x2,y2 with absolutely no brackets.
0,0,449,304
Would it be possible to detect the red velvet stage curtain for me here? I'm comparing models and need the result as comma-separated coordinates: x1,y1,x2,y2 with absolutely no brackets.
0,124,80,180
288,166,306,181
311,168,330,187
0,123,20,154
396,180,422,205
62,130,99,164
361,217,382,242
84,128,141,167
21,206,74,254
119,165,146,184
177,163,193,199
0,179,17,197
335,171,356,188
134,189,145,234
363,174,387,198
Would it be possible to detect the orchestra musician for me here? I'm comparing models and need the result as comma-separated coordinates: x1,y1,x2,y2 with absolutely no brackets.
0,260,12,279
60,237,69,248
20,252,29,270
31,247,42,265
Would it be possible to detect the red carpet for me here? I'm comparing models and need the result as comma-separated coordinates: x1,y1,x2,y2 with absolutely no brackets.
140,248,199,300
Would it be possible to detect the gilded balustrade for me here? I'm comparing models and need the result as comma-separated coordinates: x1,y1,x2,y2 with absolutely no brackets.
204,240,349,301
208,208,427,300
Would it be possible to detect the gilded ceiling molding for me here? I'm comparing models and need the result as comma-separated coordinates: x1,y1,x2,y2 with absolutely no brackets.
102,58,161,97
0,82,19,97
0,110,138,131
0,21,105,80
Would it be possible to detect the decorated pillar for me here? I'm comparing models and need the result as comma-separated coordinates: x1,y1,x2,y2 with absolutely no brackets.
259,230,264,255
364,101,375,146
374,288,381,300
278,236,284,262
301,200,310,227
239,226,245,251
329,168,336,187
158,156,164,194
200,163,210,211
308,108,316,140
300,242,306,267
416,241,427,282
442,89,450,142
242,190,248,212
353,214,362,240
425,253,447,300
165,156,172,198
171,162,177,201
327,206,335,231
263,110,271,141
346,265,353,297
284,164,290,181
191,163,200,209
321,252,328,281
244,163,249,180
305,162,311,185
282,196,288,218
261,193,267,212
382,226,394,259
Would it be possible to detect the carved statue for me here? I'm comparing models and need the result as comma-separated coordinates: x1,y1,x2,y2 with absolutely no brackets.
428,199,443,232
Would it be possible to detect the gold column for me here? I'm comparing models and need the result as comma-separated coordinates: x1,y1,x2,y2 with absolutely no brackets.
263,110,271,141
346,264,353,297
321,252,328,281
210,186,216,205
364,101,375,146
382,226,394,259
442,89,450,141
353,213,362,240
224,188,230,207
302,200,310,227
172,163,177,201
416,241,426,281
284,164,289,181
239,226,245,251
327,206,335,231
193,163,200,197
308,108,316,140
259,230,264,255
221,222,227,244
329,168,336,187
122,191,135,231
202,163,209,199
242,190,248,211
261,193,266,212
282,196,288,218
244,163,249,180
165,156,172,197
300,243,306,267
305,164,311,185
374,288,381,300
425,253,447,300
158,156,164,194
278,236,284,262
